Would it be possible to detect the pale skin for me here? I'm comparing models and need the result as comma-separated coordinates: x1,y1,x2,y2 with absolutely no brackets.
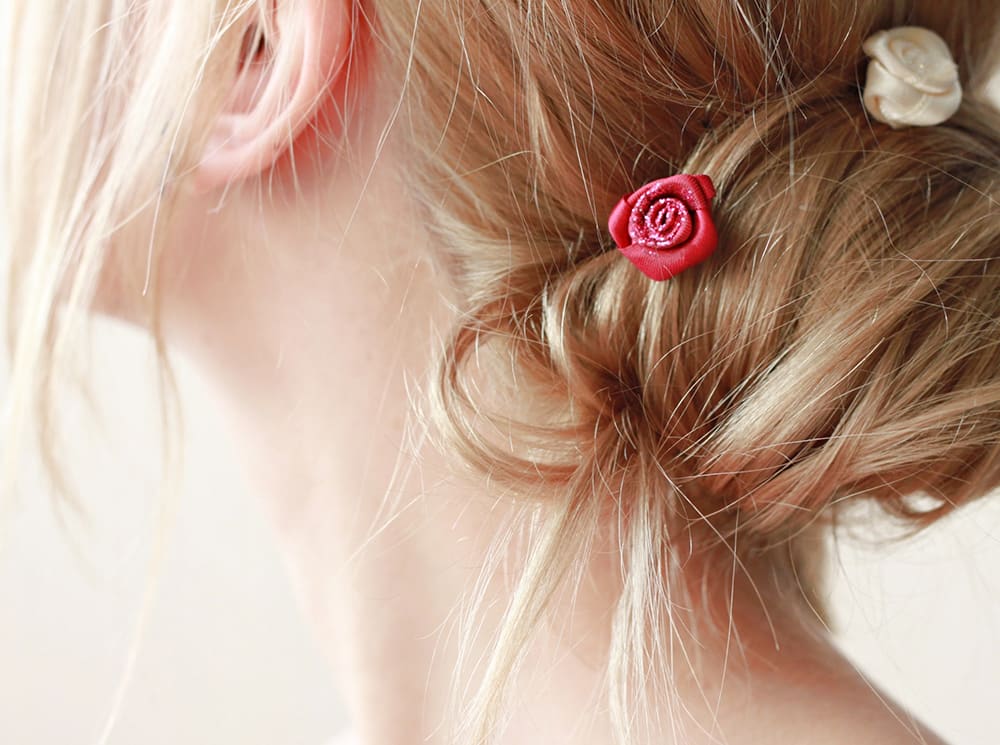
92,2,951,743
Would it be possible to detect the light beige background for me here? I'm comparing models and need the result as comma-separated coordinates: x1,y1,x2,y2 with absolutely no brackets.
1,72,999,745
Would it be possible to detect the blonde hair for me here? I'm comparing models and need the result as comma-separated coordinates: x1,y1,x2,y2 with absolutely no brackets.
3,1,999,744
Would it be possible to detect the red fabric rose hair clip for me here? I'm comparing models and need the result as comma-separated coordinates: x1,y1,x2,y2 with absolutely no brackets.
607,174,718,281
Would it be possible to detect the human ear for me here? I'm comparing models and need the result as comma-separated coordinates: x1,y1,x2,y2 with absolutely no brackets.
193,0,356,191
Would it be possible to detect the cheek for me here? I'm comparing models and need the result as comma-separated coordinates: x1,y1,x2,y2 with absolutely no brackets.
85,206,162,324
87,187,230,332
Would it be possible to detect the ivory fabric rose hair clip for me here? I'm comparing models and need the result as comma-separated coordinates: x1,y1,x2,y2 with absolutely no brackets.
608,174,718,281
861,26,962,129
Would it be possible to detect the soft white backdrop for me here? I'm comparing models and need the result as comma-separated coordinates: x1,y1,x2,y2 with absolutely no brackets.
0,320,346,745
2,73,999,745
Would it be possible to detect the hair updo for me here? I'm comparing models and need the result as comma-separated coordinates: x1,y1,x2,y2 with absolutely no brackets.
373,0,1000,735
377,2,1000,538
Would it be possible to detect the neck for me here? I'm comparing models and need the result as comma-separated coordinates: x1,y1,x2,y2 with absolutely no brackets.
159,163,861,745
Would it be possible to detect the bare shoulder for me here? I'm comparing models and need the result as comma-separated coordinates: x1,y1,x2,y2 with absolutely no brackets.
767,670,951,745
714,631,954,745
724,689,951,745
791,701,953,745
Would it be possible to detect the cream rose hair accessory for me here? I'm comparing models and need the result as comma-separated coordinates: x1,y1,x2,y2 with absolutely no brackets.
861,26,962,129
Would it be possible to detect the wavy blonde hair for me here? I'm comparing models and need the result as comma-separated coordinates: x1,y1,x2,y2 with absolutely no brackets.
3,1,1000,744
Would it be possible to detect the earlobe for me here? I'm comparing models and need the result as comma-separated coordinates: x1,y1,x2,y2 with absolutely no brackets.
193,0,354,192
